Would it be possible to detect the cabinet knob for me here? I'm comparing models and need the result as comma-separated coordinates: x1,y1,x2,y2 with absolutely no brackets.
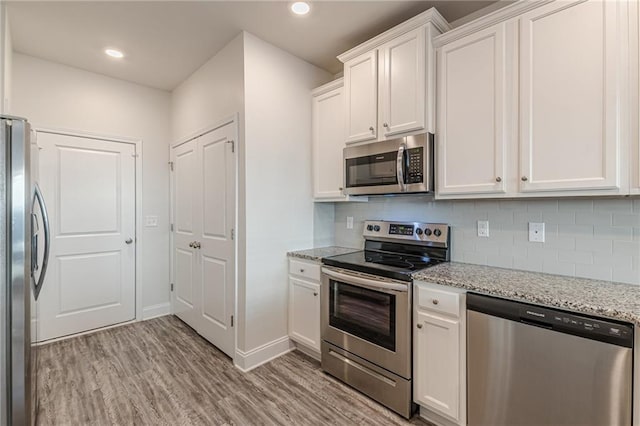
383,123,389,128
369,126,374,132
300,269,305,273
338,187,343,191
417,323,423,329
521,176,528,182
313,292,318,296
495,177,502,182
432,299,439,305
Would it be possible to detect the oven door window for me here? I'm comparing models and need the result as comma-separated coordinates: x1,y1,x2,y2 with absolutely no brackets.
345,151,398,188
329,280,396,351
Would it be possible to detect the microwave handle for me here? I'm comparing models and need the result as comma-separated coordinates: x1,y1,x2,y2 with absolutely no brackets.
396,142,406,191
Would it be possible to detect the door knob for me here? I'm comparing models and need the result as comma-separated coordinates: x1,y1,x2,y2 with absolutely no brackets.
193,241,201,249
125,238,133,244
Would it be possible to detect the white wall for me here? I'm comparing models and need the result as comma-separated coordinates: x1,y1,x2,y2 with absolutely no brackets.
171,33,245,143
334,197,640,285
12,53,173,313
0,3,12,113
241,32,332,353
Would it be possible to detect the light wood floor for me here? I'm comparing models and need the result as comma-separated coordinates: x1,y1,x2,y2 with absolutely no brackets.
36,315,432,425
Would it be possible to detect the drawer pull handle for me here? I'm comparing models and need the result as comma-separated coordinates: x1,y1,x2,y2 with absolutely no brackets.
432,299,439,305
417,324,423,329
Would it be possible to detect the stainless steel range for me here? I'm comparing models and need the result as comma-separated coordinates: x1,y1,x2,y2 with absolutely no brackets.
320,220,450,419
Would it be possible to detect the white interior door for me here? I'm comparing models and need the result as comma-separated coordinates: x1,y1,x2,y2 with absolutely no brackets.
172,139,198,327
37,132,136,341
171,120,236,359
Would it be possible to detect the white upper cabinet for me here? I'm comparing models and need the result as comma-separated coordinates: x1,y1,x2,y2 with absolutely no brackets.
339,9,450,145
344,51,378,144
519,0,625,193
379,27,427,138
312,80,347,200
437,23,508,196
434,0,630,199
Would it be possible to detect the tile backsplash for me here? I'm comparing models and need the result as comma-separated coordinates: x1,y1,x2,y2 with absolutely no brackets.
333,196,640,285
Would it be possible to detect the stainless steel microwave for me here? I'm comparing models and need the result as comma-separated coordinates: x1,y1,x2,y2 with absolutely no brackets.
343,133,433,195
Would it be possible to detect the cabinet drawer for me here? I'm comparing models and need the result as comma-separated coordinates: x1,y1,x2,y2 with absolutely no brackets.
417,286,461,317
289,259,321,281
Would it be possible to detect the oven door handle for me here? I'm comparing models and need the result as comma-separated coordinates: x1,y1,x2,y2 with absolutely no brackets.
322,267,408,293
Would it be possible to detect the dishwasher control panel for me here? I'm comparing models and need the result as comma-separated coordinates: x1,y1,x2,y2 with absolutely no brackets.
520,307,633,341
468,293,634,348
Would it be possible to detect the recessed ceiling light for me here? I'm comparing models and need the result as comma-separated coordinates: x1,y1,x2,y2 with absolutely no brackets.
291,2,310,15
105,48,124,59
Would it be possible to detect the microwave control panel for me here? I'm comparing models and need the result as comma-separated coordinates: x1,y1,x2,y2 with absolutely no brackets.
406,148,423,184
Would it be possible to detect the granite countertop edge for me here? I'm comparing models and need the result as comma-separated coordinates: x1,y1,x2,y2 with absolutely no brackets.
413,263,640,327
287,246,360,262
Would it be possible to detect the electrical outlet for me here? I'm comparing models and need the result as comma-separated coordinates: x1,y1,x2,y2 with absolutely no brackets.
477,220,489,238
529,222,545,243
346,216,354,229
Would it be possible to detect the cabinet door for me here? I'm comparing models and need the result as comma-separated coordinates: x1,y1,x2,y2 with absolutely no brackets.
344,50,378,144
288,278,320,351
414,311,460,421
312,86,346,200
437,23,507,196
519,0,625,192
380,27,427,138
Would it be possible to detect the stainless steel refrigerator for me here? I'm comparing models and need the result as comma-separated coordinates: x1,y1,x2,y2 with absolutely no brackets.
1,115,50,426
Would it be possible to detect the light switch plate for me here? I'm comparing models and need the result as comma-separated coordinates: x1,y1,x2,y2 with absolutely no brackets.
529,222,545,243
145,215,158,227
346,216,354,229
477,220,489,237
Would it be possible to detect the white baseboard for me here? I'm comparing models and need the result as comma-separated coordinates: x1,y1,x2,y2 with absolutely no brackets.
234,336,295,372
293,342,321,361
142,302,171,320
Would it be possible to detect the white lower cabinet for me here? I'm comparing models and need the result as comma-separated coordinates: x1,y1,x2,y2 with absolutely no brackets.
288,258,321,354
413,282,466,426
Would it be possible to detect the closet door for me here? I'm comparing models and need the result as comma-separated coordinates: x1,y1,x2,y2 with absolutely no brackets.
171,120,237,359
172,139,199,327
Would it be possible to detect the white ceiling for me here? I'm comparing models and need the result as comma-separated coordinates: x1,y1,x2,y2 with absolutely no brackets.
7,1,496,91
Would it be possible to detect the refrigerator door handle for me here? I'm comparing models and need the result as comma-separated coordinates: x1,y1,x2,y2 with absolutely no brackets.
33,183,50,300
31,213,39,272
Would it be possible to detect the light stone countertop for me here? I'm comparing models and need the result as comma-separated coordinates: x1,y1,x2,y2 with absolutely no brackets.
287,246,360,262
413,262,640,326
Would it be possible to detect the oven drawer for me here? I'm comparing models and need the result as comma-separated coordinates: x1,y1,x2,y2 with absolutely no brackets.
322,341,414,419
416,285,461,318
289,259,321,281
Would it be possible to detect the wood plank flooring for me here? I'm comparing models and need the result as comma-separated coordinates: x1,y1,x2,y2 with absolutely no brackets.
36,315,432,426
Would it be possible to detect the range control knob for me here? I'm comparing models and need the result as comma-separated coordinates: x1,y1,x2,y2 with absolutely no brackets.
424,228,432,236
367,225,374,231
434,229,442,237
373,225,381,232
416,228,423,235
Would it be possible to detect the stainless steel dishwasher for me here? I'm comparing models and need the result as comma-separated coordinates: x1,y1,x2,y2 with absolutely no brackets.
467,293,633,426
